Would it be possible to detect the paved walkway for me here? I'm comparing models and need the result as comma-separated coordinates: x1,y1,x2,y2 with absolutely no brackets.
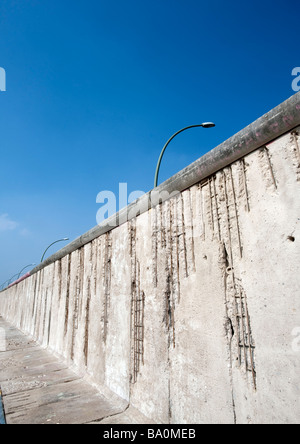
0,316,151,424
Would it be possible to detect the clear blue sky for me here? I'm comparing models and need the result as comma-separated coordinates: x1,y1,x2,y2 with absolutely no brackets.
0,0,299,285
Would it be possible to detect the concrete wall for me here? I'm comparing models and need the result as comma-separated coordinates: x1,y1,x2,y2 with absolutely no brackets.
1,102,300,424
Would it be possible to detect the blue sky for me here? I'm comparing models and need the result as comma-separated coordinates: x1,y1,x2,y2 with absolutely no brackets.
0,0,299,285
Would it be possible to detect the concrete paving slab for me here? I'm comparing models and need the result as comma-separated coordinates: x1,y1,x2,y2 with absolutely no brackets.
0,318,129,424
0,348,70,383
2,325,36,351
4,378,127,424
0,366,81,397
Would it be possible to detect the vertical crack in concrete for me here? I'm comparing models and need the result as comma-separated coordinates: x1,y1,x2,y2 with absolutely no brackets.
198,182,206,240
187,189,196,274
291,131,300,181
57,259,62,303
222,171,241,367
165,200,176,349
78,247,85,317
241,159,250,212
170,198,180,305
260,146,277,190
130,220,145,384
64,254,72,337
84,278,91,368
229,166,243,258
47,307,52,347
47,263,56,346
165,200,178,424
19,279,26,331
46,280,53,347
220,242,237,424
208,178,215,238
212,176,221,241
71,249,82,361
218,169,256,392
168,377,172,424
35,269,44,339
160,202,166,249
129,219,136,385
265,146,277,189
103,233,112,344
151,206,158,288
31,274,38,319
42,289,48,342
178,194,188,278
240,283,256,390
92,239,98,298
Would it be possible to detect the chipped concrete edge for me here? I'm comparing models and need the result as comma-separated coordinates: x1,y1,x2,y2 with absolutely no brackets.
20,91,300,278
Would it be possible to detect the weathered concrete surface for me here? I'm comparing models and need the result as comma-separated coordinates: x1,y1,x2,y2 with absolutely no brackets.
0,97,300,424
0,317,133,424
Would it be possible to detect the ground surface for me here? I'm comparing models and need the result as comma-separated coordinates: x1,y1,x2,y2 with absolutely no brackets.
0,317,152,425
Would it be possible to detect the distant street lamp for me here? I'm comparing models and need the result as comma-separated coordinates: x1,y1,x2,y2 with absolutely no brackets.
0,264,36,291
17,264,36,279
154,123,216,188
0,279,10,291
41,238,69,263
7,273,20,286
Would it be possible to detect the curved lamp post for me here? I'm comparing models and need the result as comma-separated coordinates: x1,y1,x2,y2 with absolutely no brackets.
7,273,20,286
0,264,36,291
17,263,36,279
154,122,215,188
0,279,11,291
41,238,69,263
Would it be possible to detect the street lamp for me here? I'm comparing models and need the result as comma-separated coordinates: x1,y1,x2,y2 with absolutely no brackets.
0,264,36,291
41,238,69,263
7,273,20,286
154,123,216,188
0,280,10,291
17,264,36,279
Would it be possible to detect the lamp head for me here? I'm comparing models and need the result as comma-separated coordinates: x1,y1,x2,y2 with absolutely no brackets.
201,122,215,128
